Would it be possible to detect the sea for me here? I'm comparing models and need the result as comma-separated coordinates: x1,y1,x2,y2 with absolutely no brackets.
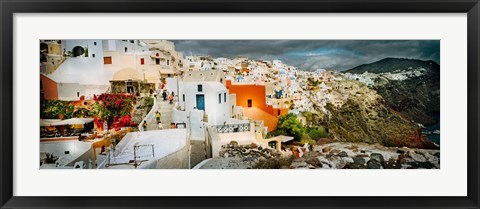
423,112,440,145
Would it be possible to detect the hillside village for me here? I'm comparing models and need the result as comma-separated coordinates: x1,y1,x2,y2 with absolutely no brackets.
39,40,440,169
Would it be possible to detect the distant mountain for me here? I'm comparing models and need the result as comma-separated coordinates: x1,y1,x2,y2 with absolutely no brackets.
346,57,439,74
347,57,440,126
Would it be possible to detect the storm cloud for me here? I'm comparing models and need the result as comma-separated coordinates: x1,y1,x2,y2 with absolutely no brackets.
171,40,440,71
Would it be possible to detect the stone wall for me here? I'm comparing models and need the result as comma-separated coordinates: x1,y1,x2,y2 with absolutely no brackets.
139,139,190,169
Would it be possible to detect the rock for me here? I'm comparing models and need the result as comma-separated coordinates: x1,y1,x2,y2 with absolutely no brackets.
346,145,358,150
408,161,434,169
367,159,382,169
434,152,440,157
258,146,263,151
396,149,405,154
360,150,366,153
290,160,309,169
325,156,352,169
229,141,238,146
322,147,333,153
337,151,348,157
409,152,427,162
343,157,354,164
306,157,322,167
397,153,408,164
258,156,266,162
330,149,341,155
382,159,401,169
370,153,385,162
352,157,366,165
249,143,258,149
355,154,369,158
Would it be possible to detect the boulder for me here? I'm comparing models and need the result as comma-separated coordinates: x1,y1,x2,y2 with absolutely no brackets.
367,159,382,169
337,151,348,157
352,157,366,165
306,157,322,167
409,151,427,162
322,147,333,153
382,159,401,169
370,153,385,162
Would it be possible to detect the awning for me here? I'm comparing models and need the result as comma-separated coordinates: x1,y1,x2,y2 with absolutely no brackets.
40,119,61,126
159,69,176,75
51,118,94,126
278,135,294,143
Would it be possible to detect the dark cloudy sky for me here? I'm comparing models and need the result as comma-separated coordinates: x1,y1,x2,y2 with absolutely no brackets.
172,40,440,71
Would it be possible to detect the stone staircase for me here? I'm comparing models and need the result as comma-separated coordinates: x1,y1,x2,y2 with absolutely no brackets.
146,97,175,131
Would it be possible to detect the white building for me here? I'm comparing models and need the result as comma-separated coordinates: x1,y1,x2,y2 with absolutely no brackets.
174,70,230,126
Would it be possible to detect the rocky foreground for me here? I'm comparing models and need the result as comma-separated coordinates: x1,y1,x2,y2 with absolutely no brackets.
197,140,440,169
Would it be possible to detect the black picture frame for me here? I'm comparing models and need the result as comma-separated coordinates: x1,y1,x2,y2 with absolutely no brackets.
1,0,479,208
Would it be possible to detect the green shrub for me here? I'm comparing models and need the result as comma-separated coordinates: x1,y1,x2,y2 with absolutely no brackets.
307,126,329,140
300,134,316,145
144,96,154,113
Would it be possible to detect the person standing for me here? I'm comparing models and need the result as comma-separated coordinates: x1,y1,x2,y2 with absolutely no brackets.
157,122,163,130
162,90,167,101
168,93,173,104
142,120,148,131
155,111,161,123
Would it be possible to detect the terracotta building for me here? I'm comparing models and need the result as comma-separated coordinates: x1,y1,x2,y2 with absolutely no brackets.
226,80,288,132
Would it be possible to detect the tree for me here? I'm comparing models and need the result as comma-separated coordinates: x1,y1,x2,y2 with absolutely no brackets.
276,113,306,141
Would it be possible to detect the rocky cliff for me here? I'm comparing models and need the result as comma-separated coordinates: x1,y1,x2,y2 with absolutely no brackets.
346,58,440,126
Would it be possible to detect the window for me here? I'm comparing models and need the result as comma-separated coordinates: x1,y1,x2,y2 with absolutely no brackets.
92,54,95,58
156,53,159,56
219,94,221,104
182,94,185,102
140,58,145,65
124,47,128,52
224,93,226,103
167,60,169,65
197,85,203,92
77,92,80,97
248,99,252,107
94,42,97,46
268,141,277,149
104,56,112,64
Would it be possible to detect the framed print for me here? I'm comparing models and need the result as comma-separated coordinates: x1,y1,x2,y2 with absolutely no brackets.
1,0,479,208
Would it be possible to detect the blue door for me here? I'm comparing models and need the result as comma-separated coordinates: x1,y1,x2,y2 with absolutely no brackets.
196,94,205,110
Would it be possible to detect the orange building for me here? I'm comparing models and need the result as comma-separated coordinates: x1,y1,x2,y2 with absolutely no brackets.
40,74,59,100
226,80,288,132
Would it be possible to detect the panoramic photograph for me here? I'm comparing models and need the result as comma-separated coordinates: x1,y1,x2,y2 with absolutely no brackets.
39,40,440,169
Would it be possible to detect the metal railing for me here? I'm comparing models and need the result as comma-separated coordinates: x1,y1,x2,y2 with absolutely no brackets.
212,123,250,134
